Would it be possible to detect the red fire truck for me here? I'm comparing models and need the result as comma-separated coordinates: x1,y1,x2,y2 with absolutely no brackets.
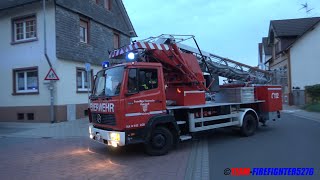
88,35,282,155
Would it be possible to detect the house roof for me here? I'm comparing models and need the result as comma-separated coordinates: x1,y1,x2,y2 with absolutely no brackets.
117,0,137,37
267,17,320,54
262,37,272,55
0,0,39,10
271,17,320,37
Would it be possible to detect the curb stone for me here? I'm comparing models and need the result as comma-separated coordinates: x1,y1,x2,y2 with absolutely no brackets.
185,138,210,180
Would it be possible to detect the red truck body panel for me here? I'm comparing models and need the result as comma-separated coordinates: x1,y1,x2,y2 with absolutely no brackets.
166,86,205,106
254,85,283,112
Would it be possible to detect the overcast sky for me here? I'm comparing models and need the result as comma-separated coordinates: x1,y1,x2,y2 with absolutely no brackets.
122,0,320,66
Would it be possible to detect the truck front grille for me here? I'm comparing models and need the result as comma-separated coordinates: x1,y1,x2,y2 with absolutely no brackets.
92,113,116,126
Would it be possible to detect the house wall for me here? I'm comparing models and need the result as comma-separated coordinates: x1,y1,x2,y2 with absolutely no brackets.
263,55,271,70
53,3,131,121
290,23,320,90
0,0,133,122
55,0,132,36
55,2,131,66
0,1,57,122
269,53,288,70
269,52,289,104
52,59,103,121
261,47,271,70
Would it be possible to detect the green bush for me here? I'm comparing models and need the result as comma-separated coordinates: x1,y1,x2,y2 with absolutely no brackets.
303,103,320,112
305,84,320,103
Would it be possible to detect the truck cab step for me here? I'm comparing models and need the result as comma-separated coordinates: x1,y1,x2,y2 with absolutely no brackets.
180,135,192,141
177,121,186,125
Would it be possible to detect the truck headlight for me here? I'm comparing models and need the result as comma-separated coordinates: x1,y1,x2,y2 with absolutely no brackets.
110,132,120,142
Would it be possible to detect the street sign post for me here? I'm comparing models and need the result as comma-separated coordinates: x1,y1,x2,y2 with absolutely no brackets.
44,68,59,123
44,68,59,80
85,63,91,72
85,63,91,107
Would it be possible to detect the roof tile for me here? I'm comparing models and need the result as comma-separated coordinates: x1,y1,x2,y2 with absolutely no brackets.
271,17,320,37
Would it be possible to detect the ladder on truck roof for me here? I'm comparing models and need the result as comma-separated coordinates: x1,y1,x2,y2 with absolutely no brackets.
143,34,272,84
109,34,272,84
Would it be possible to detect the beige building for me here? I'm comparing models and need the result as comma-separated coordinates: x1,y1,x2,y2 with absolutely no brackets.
259,17,320,105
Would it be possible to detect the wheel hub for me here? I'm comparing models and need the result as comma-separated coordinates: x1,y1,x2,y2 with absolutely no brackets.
246,119,254,132
152,134,166,148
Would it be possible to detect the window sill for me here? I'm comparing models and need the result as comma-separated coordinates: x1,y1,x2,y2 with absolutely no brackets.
104,8,112,12
12,91,39,96
11,38,38,45
79,41,92,47
77,90,91,93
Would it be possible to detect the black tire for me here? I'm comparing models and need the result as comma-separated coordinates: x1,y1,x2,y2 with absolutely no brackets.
145,126,174,156
240,114,258,137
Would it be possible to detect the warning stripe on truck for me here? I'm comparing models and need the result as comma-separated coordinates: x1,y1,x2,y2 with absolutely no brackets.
109,42,171,58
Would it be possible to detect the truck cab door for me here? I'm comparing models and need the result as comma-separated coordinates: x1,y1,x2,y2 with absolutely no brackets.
124,67,165,129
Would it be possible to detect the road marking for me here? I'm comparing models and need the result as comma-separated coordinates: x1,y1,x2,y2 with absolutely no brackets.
290,114,320,123
282,110,301,113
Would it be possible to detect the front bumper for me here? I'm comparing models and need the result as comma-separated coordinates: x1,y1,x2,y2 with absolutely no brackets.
89,125,125,147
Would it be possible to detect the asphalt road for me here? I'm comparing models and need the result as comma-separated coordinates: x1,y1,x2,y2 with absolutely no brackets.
208,113,320,180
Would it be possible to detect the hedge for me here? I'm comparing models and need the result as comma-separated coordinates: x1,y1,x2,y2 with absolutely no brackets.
305,84,320,103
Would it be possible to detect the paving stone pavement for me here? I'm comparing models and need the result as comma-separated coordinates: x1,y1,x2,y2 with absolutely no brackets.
0,118,90,138
0,119,205,179
0,137,192,180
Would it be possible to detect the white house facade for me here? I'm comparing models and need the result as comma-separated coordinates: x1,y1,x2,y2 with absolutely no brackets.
0,0,136,122
290,22,320,90
259,17,320,105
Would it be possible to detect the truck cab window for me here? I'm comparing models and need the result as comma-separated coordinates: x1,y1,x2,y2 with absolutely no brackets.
127,69,138,93
139,69,158,91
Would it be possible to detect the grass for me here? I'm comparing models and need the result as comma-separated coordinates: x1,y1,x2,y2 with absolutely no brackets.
303,103,320,112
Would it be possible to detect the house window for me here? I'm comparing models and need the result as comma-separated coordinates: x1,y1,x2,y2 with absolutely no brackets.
113,33,120,49
77,68,92,92
104,0,112,10
13,67,39,94
80,19,89,43
12,15,37,42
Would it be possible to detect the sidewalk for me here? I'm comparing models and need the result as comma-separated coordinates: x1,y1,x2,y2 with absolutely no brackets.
0,118,90,139
282,104,320,122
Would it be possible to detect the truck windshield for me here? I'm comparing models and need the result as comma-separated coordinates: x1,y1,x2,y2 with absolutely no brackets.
93,66,124,97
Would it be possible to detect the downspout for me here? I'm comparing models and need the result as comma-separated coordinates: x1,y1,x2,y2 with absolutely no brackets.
287,50,293,106
43,0,55,123
43,0,52,67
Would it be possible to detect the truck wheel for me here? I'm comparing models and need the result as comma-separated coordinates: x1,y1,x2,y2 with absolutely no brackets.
240,114,258,137
145,126,173,156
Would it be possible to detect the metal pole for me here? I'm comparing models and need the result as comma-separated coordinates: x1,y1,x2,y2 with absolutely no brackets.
43,0,51,67
50,81,55,123
43,0,54,123
87,71,90,107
